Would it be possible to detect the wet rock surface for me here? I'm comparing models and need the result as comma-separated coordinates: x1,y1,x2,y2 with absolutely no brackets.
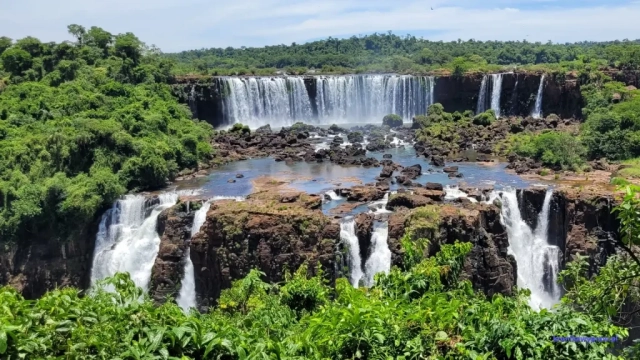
149,203,196,305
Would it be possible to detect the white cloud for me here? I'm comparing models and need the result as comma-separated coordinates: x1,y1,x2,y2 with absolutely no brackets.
0,0,638,52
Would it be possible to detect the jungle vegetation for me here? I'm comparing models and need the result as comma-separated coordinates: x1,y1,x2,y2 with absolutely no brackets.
165,32,640,76
0,25,214,244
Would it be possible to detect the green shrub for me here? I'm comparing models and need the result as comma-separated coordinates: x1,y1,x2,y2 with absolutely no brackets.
229,122,250,134
412,114,429,129
473,109,496,126
382,114,403,128
511,131,586,170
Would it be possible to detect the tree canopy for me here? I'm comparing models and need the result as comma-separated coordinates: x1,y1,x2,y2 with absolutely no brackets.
164,32,640,75
0,25,214,244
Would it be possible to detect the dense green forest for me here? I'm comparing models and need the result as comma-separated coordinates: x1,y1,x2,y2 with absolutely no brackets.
0,26,214,243
165,32,640,76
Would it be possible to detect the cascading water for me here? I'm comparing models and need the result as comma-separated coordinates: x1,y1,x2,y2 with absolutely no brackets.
363,221,391,287
222,77,312,128
531,75,546,119
444,185,478,203
176,196,245,311
341,218,364,287
91,193,179,290
492,188,561,309
218,75,435,127
490,74,503,118
316,75,435,123
476,75,489,114
325,190,341,201
175,201,212,311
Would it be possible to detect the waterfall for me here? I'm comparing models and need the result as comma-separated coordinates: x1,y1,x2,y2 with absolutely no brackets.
176,196,245,311
490,74,503,118
218,75,435,128
175,200,211,311
444,185,478,203
363,221,391,287
222,77,312,128
341,218,364,287
369,192,391,213
492,188,561,309
476,75,489,114
531,75,545,119
325,190,341,201
91,193,179,290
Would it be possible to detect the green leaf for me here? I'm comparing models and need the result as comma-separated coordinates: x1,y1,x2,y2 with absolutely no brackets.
435,331,449,341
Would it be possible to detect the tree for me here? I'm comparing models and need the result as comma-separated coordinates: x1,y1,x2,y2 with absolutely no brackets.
67,24,86,44
0,36,12,56
1,47,33,75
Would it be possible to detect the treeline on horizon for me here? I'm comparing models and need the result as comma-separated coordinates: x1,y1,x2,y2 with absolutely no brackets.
165,32,640,76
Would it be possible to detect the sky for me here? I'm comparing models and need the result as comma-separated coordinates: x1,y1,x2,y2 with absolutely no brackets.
0,0,639,53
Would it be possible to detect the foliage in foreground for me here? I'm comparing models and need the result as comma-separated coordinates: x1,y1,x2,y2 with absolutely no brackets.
0,242,626,359
0,25,214,243
507,131,587,171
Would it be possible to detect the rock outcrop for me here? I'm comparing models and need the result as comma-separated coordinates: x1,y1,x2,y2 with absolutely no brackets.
189,191,340,309
149,201,196,304
0,217,99,299
388,203,517,296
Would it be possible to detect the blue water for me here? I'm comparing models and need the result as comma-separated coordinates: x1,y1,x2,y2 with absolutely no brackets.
176,146,531,201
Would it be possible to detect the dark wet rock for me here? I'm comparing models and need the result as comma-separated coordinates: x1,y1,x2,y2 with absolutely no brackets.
443,166,459,173
395,175,414,186
355,213,374,263
386,193,434,210
400,164,422,180
340,186,385,202
414,188,445,202
430,156,445,167
382,154,392,159
255,124,273,135
149,204,195,305
227,179,236,183
379,165,394,178
236,173,244,178
448,172,463,178
347,132,364,143
425,182,444,191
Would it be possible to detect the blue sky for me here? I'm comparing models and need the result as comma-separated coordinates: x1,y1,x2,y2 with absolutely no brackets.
0,0,639,52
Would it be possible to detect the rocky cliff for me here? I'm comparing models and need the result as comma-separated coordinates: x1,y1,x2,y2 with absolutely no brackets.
518,188,619,276
187,191,339,310
0,217,100,299
170,72,622,128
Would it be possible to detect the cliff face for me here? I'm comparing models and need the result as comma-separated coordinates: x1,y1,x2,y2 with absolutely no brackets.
149,202,195,304
386,203,517,296
172,72,592,128
0,218,99,299
188,192,340,310
519,188,618,276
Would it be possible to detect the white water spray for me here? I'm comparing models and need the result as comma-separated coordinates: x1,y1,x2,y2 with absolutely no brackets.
363,221,391,287
91,193,179,290
492,188,561,309
476,75,489,114
490,74,503,118
444,185,478,203
531,75,546,119
341,218,364,287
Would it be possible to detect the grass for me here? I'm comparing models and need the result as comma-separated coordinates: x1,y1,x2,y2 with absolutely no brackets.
618,158,640,179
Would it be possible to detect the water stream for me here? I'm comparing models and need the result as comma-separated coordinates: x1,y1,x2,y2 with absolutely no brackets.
531,75,546,119
363,221,391,287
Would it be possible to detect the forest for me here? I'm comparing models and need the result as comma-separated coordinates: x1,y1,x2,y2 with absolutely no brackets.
165,32,640,76
0,25,214,244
